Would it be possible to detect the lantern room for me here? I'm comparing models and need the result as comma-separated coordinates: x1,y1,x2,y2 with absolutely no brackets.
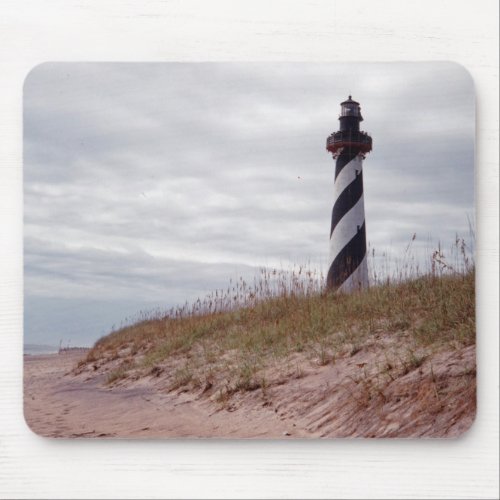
339,95,363,133
326,96,372,157
340,96,363,119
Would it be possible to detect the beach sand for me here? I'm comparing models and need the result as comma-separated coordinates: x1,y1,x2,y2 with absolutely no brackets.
23,350,298,438
23,342,476,439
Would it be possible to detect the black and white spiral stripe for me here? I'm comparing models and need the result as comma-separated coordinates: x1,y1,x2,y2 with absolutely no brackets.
327,150,368,292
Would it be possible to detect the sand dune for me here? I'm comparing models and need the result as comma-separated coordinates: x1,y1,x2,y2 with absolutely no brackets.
23,341,476,438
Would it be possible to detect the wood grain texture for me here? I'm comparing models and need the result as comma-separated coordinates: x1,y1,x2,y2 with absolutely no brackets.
1,0,498,498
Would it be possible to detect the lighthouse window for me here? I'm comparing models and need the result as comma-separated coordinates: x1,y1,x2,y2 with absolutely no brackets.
342,103,358,116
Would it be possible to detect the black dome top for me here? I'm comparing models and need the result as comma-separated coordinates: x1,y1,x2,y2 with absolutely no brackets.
340,95,360,105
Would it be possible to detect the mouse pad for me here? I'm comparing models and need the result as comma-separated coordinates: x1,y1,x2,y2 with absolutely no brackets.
23,62,476,438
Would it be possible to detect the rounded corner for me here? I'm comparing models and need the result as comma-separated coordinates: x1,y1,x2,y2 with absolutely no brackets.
23,61,56,96
445,61,475,100
453,406,478,439
23,402,49,439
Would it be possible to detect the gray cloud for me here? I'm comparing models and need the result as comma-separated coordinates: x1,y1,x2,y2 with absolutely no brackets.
24,62,475,346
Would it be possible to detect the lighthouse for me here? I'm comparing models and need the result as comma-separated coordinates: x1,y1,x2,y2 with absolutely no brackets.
326,96,372,292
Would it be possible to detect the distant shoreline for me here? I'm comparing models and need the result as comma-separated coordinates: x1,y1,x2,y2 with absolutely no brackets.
23,344,90,356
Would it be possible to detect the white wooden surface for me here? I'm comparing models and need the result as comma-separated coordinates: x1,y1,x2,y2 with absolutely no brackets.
1,1,498,498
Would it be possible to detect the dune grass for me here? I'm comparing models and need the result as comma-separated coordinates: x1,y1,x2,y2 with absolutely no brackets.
85,238,475,393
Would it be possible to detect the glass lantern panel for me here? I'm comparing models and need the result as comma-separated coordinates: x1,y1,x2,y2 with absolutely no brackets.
342,103,359,116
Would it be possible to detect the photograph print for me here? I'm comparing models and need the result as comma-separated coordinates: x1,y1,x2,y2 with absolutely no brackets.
23,62,475,438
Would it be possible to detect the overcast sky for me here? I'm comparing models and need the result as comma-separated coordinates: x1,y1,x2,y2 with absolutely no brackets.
24,62,474,347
